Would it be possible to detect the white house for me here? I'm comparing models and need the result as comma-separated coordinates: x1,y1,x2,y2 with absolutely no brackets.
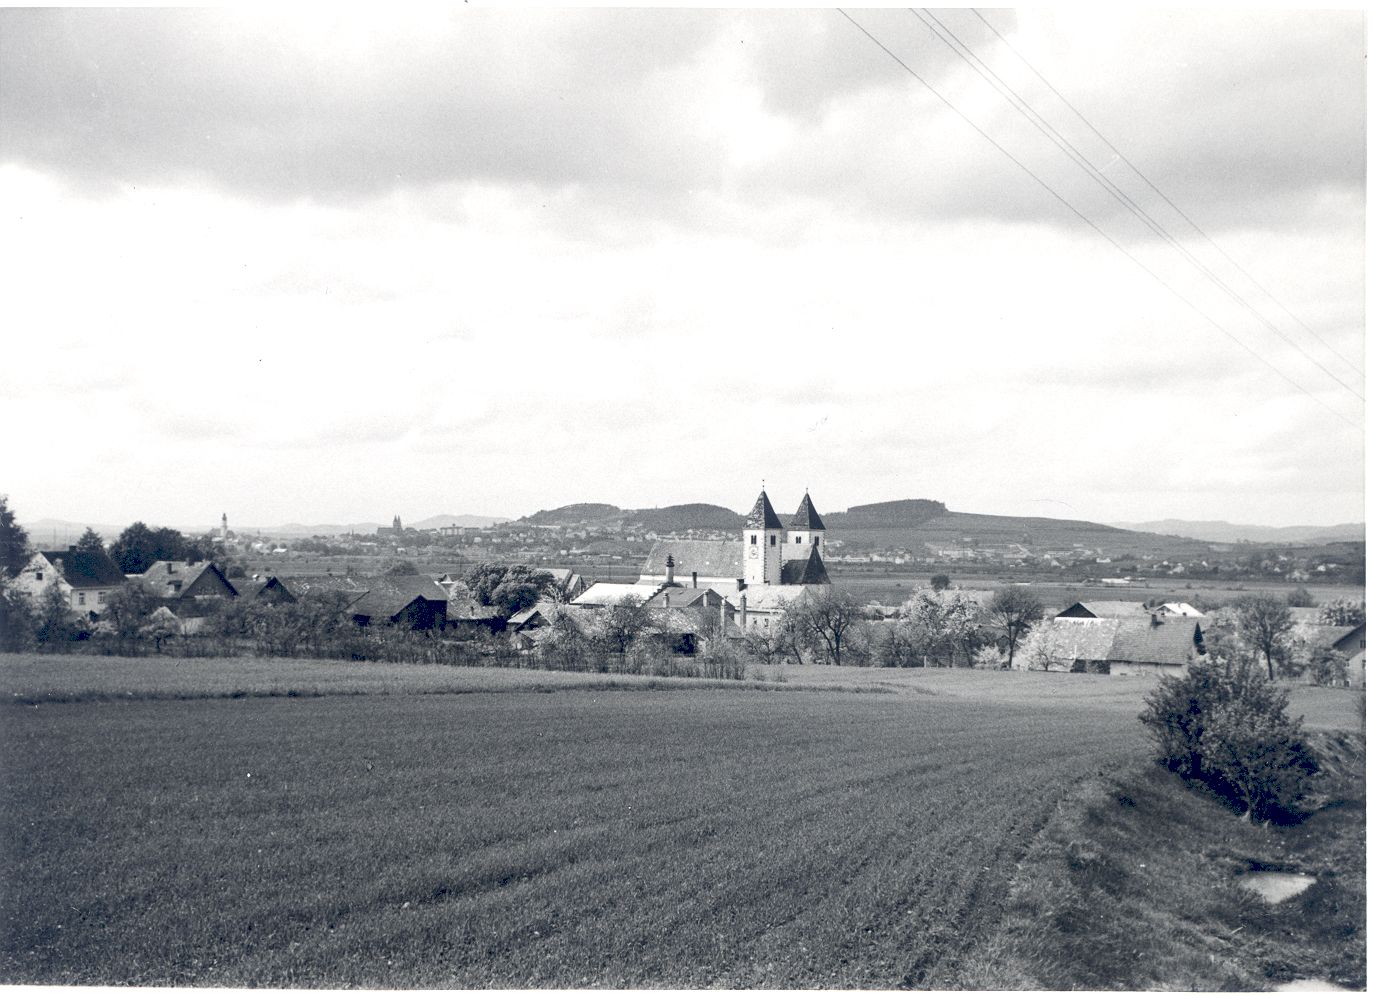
13,547,127,619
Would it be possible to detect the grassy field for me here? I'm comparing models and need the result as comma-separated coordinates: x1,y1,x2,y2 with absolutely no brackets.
0,654,1363,987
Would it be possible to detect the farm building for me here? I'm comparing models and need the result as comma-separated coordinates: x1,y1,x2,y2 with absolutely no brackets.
230,575,296,604
347,575,449,630
446,599,506,636
1039,616,1206,676
12,547,127,619
135,560,238,608
1055,600,1154,620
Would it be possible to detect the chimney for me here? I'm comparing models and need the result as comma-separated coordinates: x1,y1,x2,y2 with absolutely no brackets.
664,591,671,608
691,571,698,589
720,598,727,630
740,594,748,630
665,554,675,586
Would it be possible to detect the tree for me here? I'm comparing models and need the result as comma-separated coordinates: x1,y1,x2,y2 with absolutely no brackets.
1141,648,1318,823
1018,621,1067,672
929,574,951,592
100,580,160,640
464,563,554,616
792,588,863,666
0,495,30,577
75,527,106,553
109,522,201,574
0,578,35,651
1285,587,1315,608
985,587,1044,671
1233,594,1295,681
1319,598,1365,627
1307,648,1348,688
34,581,81,644
386,560,419,576
596,597,650,658
904,590,982,667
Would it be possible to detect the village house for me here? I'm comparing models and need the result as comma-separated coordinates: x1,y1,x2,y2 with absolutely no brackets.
134,560,238,608
231,575,297,605
1042,607,1207,676
12,547,126,619
347,575,449,630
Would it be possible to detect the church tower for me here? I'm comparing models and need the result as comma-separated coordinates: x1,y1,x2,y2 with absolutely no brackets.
743,489,784,585
786,491,827,558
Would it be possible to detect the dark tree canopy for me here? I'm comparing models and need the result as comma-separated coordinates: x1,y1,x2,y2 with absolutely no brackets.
109,522,208,575
930,574,951,592
75,527,105,553
986,587,1044,671
0,495,30,577
465,563,554,617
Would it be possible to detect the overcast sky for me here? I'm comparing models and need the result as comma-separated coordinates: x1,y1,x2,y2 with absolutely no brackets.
2,7,1365,530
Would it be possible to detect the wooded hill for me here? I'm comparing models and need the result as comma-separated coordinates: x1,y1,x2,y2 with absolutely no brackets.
515,498,1213,557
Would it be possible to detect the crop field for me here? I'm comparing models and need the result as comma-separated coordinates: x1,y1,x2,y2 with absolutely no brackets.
0,655,1363,987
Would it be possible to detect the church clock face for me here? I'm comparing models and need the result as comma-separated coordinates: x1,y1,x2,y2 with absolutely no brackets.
748,546,759,559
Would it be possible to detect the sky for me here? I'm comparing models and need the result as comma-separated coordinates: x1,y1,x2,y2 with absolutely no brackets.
1,6,1365,531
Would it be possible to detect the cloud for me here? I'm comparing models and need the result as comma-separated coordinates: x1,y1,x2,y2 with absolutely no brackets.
1,8,1360,238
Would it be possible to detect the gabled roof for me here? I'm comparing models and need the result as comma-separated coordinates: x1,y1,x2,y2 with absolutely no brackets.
347,575,449,619
133,560,232,599
745,490,784,530
1107,619,1205,666
641,540,744,580
789,492,826,531
779,545,830,585
1056,600,1150,619
38,549,125,588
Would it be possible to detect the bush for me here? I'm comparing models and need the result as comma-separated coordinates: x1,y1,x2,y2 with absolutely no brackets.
1140,652,1318,823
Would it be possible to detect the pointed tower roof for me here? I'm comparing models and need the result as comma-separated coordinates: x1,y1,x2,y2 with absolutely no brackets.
745,490,784,530
799,544,831,585
789,492,826,531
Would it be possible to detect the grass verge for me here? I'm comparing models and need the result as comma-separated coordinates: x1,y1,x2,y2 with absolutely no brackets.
945,731,1366,990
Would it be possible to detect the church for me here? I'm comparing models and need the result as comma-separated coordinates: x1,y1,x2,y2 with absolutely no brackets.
638,488,832,630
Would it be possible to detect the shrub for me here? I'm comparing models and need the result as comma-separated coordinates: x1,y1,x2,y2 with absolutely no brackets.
1140,651,1318,823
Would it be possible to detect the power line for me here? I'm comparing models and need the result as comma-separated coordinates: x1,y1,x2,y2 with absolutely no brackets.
969,6,1364,379
833,8,1359,428
911,7,1363,403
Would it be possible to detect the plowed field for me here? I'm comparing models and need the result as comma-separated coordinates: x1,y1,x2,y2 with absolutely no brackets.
0,659,1227,985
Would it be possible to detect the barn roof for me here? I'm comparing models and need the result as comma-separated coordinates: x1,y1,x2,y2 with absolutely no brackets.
38,549,125,588
788,492,826,531
347,575,449,619
1056,600,1150,619
1107,619,1205,666
134,560,232,599
745,490,785,530
641,540,743,579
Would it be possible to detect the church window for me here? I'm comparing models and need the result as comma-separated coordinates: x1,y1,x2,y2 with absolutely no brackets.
750,534,757,545
769,535,776,546
795,535,801,544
